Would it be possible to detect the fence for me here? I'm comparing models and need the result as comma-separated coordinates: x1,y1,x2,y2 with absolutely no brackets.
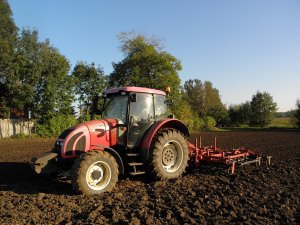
0,119,34,138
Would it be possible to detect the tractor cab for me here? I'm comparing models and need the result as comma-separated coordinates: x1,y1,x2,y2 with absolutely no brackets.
102,87,168,147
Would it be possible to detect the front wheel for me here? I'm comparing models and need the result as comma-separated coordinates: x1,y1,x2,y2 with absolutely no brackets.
151,129,189,180
71,151,119,195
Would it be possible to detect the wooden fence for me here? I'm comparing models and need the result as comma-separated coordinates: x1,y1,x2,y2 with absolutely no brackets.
0,119,34,138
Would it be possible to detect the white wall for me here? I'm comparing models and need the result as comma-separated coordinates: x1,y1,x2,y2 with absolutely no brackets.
0,119,34,138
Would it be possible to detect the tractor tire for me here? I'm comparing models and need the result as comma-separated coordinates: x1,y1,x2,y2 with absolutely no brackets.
151,129,189,180
71,151,119,195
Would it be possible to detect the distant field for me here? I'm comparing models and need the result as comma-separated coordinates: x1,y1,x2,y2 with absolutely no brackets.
269,117,293,128
218,117,295,131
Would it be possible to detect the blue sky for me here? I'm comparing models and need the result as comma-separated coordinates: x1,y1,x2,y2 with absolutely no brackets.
8,0,300,111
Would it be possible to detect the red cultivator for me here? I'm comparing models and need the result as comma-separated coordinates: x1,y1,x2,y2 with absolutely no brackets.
188,137,272,174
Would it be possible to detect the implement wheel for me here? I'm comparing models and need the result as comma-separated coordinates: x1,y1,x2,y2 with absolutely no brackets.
71,151,119,195
151,129,189,179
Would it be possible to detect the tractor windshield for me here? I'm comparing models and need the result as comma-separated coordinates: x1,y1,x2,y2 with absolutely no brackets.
102,95,128,123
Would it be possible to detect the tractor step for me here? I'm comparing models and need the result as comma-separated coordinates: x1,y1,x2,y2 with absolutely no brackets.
129,171,146,176
128,162,143,166
127,161,145,175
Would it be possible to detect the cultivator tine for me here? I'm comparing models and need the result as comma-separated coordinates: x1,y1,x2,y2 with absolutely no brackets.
199,136,202,149
266,156,272,165
229,161,236,174
214,137,217,150
256,157,261,166
195,138,199,164
239,157,261,166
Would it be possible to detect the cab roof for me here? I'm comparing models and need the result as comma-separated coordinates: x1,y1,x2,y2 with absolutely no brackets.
104,86,166,96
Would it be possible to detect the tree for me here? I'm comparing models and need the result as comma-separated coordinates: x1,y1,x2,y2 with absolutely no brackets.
250,91,277,127
183,79,228,125
183,79,205,116
291,99,300,128
5,29,41,116
0,0,17,41
4,28,74,124
34,37,74,124
72,62,107,119
0,0,18,111
171,88,203,129
228,101,251,126
109,32,182,99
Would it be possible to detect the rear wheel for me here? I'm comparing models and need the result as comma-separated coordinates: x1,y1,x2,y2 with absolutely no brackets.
151,129,189,179
71,151,119,195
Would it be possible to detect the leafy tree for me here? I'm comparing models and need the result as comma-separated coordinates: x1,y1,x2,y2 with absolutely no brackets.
228,101,251,126
171,89,202,129
0,0,18,112
36,114,77,137
0,0,17,41
4,28,73,124
5,29,41,116
228,105,239,126
291,99,300,128
183,79,205,116
72,62,107,119
34,37,74,124
250,91,277,127
109,32,182,101
239,101,251,124
183,79,227,125
109,32,184,120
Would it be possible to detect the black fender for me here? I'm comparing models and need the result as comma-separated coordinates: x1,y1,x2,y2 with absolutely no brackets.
93,145,125,175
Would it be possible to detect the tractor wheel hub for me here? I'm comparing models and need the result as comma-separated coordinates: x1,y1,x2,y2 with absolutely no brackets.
91,170,102,180
162,145,177,166
87,165,104,184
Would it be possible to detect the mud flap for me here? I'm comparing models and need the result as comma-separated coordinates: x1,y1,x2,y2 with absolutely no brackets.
31,152,58,174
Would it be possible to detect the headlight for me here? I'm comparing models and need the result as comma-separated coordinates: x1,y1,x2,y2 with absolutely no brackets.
56,139,63,146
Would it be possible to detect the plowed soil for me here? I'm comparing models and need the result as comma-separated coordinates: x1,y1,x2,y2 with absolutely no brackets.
0,131,299,224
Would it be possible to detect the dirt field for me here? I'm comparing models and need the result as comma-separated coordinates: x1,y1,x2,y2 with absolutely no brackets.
0,131,299,224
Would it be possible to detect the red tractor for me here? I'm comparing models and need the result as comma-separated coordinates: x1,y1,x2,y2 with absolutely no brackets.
32,87,190,195
32,86,269,195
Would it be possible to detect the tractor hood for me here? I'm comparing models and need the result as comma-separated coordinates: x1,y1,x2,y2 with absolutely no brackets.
55,118,121,158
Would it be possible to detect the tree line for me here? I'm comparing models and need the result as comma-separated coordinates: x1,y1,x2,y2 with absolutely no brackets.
1,0,299,136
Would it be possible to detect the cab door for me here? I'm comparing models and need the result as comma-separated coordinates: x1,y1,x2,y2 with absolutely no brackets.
127,93,154,147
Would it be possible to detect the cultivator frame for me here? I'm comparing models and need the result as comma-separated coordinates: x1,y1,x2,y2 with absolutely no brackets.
188,137,272,174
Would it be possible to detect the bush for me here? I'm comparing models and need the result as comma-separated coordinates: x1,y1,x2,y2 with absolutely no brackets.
204,116,217,130
36,114,78,137
193,117,205,130
78,113,91,123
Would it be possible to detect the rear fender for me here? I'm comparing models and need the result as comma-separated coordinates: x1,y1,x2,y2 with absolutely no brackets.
139,119,189,161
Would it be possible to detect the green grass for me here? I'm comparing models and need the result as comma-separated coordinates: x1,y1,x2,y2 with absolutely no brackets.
268,117,293,128
218,117,296,132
